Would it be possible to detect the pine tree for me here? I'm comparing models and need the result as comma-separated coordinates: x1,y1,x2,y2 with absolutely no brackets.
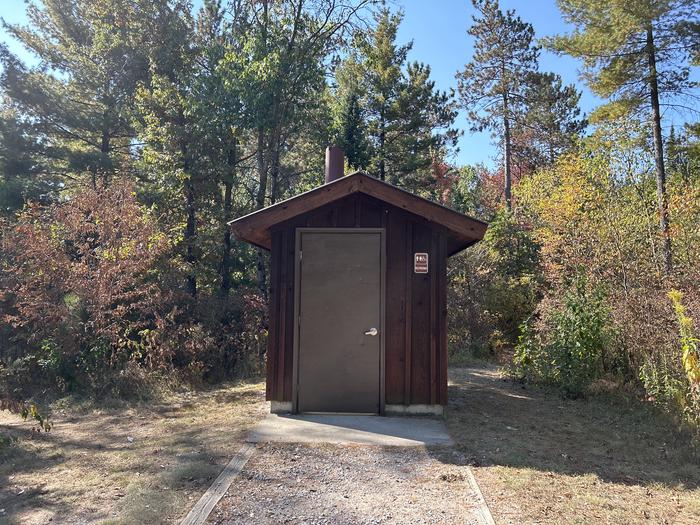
1,0,149,187
390,61,458,192
549,0,699,273
456,0,539,210
519,71,587,166
0,103,52,215
134,0,200,297
334,89,370,171
356,8,411,182
346,8,458,191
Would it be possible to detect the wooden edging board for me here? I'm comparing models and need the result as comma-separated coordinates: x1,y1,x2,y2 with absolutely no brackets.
179,442,256,525
466,466,497,525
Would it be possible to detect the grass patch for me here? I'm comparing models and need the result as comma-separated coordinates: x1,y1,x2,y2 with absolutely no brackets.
0,378,266,524
443,366,700,524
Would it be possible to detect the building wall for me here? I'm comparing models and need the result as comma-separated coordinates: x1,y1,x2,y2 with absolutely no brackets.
265,192,448,406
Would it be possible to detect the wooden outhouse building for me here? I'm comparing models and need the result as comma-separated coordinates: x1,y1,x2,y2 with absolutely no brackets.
230,148,487,415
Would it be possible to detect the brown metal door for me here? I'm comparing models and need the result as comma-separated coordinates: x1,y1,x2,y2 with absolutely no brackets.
297,230,382,413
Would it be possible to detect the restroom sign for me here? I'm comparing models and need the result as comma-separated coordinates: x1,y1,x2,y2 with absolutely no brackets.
414,252,429,273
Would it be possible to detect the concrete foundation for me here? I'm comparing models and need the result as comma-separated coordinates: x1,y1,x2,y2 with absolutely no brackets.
270,401,293,414
248,414,453,446
385,404,444,416
270,402,444,416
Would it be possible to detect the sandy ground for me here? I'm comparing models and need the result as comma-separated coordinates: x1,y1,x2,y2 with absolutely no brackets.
0,380,267,525
4,365,700,524
208,442,483,525
446,367,700,525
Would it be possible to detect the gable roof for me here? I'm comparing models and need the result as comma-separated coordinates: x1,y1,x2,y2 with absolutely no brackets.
229,171,488,255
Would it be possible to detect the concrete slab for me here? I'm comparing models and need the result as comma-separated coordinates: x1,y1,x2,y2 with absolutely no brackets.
247,414,453,446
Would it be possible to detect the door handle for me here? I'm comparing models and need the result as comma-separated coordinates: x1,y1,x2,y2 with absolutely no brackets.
364,328,379,336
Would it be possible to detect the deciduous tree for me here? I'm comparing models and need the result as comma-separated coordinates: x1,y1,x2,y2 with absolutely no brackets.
549,0,699,273
220,0,374,297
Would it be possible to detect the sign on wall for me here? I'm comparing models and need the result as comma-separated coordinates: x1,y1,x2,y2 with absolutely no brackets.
414,252,429,274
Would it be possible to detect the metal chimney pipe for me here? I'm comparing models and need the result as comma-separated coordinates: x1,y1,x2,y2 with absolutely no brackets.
325,146,344,183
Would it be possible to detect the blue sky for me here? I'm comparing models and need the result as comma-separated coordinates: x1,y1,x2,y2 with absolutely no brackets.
395,0,604,166
0,1,689,167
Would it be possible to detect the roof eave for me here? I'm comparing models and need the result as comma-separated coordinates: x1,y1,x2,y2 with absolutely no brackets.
229,172,488,253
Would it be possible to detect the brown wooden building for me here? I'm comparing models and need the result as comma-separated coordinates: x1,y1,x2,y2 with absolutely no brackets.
230,148,487,415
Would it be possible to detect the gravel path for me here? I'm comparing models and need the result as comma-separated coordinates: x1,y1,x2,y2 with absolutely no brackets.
207,442,483,525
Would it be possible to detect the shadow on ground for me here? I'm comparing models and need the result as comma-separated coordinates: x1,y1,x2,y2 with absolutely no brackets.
433,366,700,490
0,382,266,525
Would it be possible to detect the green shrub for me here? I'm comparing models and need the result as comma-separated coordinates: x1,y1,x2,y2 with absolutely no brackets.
512,276,612,396
448,209,541,359
639,353,687,411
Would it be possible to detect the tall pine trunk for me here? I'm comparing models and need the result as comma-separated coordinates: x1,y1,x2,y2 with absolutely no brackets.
502,92,512,211
255,126,268,300
646,26,672,274
180,110,197,297
219,138,236,296
379,108,386,181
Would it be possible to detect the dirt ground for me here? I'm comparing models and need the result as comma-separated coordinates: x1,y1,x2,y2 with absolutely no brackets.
208,443,483,525
446,367,700,525
0,379,266,525
3,366,700,524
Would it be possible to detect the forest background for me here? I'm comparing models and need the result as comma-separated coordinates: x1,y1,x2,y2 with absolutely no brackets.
0,0,698,434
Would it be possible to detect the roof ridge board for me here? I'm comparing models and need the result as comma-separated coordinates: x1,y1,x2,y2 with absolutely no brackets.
229,171,486,229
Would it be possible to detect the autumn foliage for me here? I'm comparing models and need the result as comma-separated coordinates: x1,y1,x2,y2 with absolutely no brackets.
516,134,700,390
0,180,262,409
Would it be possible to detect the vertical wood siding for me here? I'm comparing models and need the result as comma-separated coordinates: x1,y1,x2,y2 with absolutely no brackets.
266,193,449,405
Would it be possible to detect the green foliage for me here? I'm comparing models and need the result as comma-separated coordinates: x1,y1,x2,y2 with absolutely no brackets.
456,0,540,207
639,353,687,413
549,0,697,274
0,0,374,418
332,90,370,171
456,0,587,209
456,0,539,136
548,0,697,118
37,339,62,371
511,126,700,423
0,0,697,438
513,276,612,396
0,105,53,215
518,71,587,166
334,8,459,192
0,0,154,183
642,290,700,427
448,208,540,358
484,209,539,277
